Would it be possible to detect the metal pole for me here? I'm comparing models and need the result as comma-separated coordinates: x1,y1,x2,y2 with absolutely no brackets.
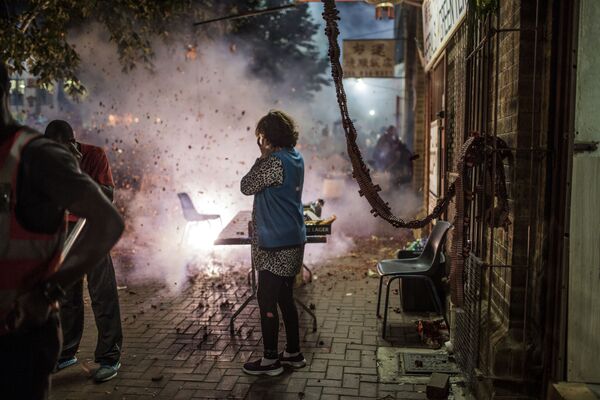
396,95,401,133
522,0,542,382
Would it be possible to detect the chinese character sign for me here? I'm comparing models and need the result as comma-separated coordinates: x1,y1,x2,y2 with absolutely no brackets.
343,39,396,78
422,0,467,70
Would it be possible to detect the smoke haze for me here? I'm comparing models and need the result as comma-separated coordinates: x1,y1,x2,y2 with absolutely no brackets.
48,19,418,289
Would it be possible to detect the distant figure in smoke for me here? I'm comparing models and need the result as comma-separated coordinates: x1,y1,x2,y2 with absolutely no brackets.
0,63,123,399
45,120,124,383
371,125,413,185
240,110,307,376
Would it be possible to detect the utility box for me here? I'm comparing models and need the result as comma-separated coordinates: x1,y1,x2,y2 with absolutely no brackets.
426,372,450,399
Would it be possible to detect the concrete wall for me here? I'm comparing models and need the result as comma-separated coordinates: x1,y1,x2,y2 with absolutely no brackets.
575,0,600,158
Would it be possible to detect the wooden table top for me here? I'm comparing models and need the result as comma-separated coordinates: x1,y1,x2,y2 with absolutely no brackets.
214,210,327,245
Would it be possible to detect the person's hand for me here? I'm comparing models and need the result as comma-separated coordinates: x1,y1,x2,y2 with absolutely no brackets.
257,135,273,159
68,142,83,161
11,288,55,330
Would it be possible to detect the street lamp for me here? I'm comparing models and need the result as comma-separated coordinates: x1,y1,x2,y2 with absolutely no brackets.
355,78,367,91
360,1,424,19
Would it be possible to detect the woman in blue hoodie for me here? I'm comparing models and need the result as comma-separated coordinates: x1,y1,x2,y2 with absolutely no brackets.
240,110,307,376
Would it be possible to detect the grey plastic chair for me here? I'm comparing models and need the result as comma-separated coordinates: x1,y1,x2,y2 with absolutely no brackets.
177,193,221,223
177,192,221,245
376,220,452,338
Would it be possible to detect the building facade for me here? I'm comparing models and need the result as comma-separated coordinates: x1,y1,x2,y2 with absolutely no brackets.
402,0,600,398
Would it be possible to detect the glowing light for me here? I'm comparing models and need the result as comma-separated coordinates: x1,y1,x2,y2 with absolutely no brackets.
369,109,376,116
182,220,223,251
123,113,133,125
355,78,366,91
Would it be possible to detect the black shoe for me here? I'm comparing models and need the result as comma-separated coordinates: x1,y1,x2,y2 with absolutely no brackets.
242,359,284,376
279,352,306,368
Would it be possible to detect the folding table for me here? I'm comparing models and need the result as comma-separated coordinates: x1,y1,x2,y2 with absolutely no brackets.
214,210,325,334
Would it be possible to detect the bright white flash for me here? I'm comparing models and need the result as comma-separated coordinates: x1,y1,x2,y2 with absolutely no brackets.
182,219,223,251
355,78,366,91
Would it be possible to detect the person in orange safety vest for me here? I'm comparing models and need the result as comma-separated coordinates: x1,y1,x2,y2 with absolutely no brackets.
0,62,124,400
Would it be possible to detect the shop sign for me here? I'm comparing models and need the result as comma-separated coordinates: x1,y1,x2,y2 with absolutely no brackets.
342,39,396,78
422,0,467,71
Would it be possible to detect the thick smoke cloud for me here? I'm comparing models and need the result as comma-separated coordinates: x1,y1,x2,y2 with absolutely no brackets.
50,20,418,289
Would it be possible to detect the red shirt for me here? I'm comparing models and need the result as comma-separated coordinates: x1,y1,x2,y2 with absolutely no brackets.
79,143,114,187
68,143,114,222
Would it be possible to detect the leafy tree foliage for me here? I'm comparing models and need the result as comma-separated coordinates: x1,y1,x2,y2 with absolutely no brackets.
0,0,327,98
0,0,205,95
219,0,329,98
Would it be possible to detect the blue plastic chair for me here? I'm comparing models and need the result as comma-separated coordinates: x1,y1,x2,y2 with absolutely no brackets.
376,220,452,338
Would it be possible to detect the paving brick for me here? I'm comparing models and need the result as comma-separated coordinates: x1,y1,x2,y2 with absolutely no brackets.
302,386,323,400
49,237,435,400
287,377,307,393
173,389,196,399
328,360,361,368
288,371,326,380
359,381,378,397
306,378,343,387
323,386,360,396
309,359,328,372
319,395,340,400
215,375,238,391
397,393,428,399
230,383,250,398
326,365,344,380
182,381,218,390
342,373,360,389
344,366,377,375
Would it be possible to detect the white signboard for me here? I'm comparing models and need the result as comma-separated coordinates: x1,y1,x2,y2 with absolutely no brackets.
429,119,440,197
343,39,396,78
422,0,467,70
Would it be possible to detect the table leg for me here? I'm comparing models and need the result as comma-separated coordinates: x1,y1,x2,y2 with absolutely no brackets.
229,291,256,334
251,263,256,292
294,297,317,333
230,262,257,335
302,264,313,283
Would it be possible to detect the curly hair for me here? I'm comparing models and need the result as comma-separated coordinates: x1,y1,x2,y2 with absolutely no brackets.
256,110,299,148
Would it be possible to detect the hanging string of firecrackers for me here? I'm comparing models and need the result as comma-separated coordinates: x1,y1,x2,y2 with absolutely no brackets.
320,0,511,306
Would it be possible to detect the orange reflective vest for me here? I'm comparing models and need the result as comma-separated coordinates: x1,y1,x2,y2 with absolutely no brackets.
0,129,66,334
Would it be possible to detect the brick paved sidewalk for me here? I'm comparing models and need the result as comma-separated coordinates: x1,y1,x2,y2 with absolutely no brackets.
50,237,459,400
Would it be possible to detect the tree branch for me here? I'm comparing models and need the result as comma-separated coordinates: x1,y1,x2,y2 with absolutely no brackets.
20,0,51,33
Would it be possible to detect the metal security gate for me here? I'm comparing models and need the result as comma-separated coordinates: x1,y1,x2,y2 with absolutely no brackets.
452,1,546,397
455,253,484,386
